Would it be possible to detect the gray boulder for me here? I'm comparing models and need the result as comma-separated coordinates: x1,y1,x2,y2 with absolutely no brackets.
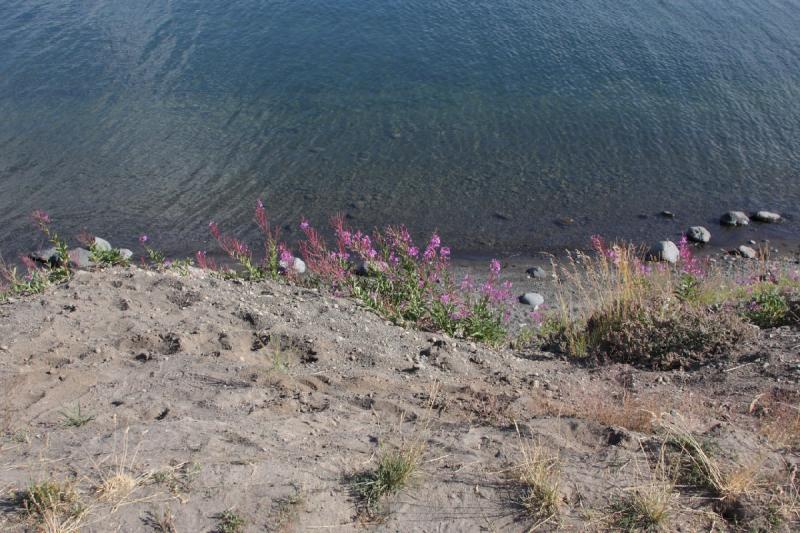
119,248,134,261
30,247,61,266
526,266,548,279
68,248,94,269
720,211,750,226
687,226,711,243
519,292,545,309
753,211,781,223
736,245,757,259
648,241,679,264
93,236,112,251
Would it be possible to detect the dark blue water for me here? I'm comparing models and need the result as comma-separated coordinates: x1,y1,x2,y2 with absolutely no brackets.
1,0,799,258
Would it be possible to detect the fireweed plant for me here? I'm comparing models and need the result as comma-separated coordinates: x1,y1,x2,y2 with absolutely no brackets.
0,211,70,300
206,200,293,281
297,215,515,343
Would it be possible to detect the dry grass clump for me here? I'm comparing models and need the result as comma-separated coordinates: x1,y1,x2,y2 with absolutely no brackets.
545,238,753,369
606,484,673,532
661,423,734,496
513,433,561,526
92,427,151,510
750,389,800,450
581,392,663,434
17,479,87,532
351,442,424,519
604,443,676,532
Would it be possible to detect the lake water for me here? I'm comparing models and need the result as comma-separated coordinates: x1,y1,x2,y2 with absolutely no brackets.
1,0,799,259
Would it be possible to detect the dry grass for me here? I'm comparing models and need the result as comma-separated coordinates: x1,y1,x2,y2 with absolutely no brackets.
92,427,151,510
18,479,87,533
750,390,800,450
511,423,561,528
605,443,676,532
660,420,762,500
582,392,662,434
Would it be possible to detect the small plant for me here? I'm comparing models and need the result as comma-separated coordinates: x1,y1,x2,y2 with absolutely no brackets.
207,199,293,281
152,462,201,494
607,486,672,531
742,283,797,328
352,443,424,518
60,403,95,428
514,433,561,525
216,509,246,533
18,480,84,523
143,507,177,532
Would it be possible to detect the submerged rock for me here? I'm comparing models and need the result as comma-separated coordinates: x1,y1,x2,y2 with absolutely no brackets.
687,226,711,243
648,241,679,264
519,292,544,308
753,211,781,223
720,211,750,226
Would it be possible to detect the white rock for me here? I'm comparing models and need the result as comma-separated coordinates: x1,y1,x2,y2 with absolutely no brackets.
93,237,112,251
753,211,781,223
119,248,133,260
519,292,544,308
720,211,750,226
686,226,711,243
649,241,679,264
737,245,757,259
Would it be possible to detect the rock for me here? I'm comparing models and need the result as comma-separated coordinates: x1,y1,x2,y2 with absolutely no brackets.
291,257,306,274
736,245,757,259
68,248,94,269
519,292,544,308
686,226,711,243
279,257,306,275
526,266,548,279
0,345,8,351
93,237,112,252
720,211,750,226
660,210,675,218
648,241,679,264
119,248,133,261
29,247,61,266
753,211,781,223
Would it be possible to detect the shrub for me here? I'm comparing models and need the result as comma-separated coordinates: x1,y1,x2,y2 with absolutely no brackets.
742,282,799,328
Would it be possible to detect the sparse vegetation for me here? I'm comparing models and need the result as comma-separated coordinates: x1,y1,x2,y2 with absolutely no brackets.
216,509,246,533
18,480,85,527
607,485,673,532
351,442,424,518
60,403,95,428
514,431,561,526
143,507,177,532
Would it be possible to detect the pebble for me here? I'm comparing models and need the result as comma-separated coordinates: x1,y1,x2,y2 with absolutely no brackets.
0,345,8,351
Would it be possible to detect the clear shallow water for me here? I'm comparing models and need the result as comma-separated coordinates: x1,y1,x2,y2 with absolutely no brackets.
1,0,799,259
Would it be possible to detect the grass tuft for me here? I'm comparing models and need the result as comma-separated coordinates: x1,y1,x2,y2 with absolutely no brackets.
216,509,246,533
352,442,424,519
514,430,561,526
